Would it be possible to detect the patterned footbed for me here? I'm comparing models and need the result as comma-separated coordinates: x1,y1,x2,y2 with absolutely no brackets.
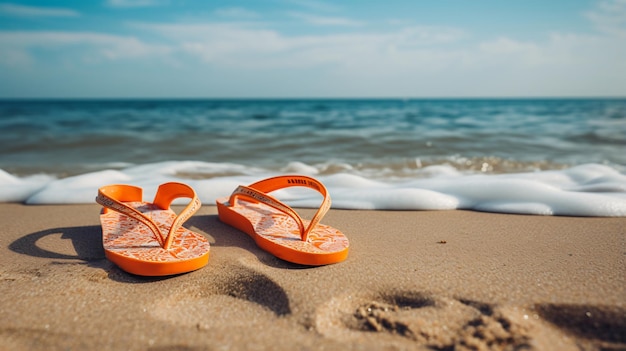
225,199,349,254
100,202,210,262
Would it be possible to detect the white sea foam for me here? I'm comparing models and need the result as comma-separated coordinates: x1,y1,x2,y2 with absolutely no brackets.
0,169,56,203
1,162,625,217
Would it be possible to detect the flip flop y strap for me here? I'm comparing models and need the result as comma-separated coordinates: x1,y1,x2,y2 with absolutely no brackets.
152,182,202,250
228,175,331,242
96,183,201,250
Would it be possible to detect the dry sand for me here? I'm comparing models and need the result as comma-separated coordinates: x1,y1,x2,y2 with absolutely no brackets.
0,203,624,350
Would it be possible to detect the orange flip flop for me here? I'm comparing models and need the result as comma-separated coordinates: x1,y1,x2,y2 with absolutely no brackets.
216,175,349,265
96,182,210,276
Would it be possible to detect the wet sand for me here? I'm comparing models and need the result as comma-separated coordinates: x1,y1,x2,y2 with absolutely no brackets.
0,204,624,350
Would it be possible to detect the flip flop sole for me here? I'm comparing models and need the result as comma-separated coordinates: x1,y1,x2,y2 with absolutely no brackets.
217,199,349,265
100,202,210,276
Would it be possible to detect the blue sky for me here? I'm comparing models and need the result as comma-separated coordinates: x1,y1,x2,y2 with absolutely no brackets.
0,0,625,98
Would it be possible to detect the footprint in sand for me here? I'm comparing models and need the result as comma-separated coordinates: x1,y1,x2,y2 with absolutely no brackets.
315,290,626,350
148,264,290,330
535,303,626,351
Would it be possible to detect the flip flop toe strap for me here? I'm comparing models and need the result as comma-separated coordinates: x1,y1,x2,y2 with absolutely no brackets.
96,183,201,250
153,182,202,250
229,175,331,242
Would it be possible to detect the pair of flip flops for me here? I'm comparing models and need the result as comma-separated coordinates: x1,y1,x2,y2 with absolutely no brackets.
96,175,350,276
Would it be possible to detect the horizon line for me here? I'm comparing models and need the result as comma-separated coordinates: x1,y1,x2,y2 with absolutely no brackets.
1,96,625,101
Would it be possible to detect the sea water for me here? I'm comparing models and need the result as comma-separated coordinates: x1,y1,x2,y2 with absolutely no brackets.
1,98,625,216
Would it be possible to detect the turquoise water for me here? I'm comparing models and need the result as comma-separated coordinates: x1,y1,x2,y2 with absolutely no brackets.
1,98,624,177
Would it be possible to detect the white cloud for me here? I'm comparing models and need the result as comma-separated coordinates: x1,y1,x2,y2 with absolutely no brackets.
0,3,79,17
135,22,465,68
478,37,546,66
477,31,626,69
394,26,466,46
585,0,626,37
0,47,32,67
214,7,260,19
133,19,626,96
0,31,171,65
287,12,363,27
135,22,288,56
105,0,165,8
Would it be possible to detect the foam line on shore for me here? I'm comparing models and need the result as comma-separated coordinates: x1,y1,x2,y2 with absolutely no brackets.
1,162,625,216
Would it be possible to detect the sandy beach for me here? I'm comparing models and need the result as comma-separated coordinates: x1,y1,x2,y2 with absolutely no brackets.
0,203,624,350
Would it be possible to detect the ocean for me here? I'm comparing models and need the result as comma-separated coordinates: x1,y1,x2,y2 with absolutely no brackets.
1,98,625,216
